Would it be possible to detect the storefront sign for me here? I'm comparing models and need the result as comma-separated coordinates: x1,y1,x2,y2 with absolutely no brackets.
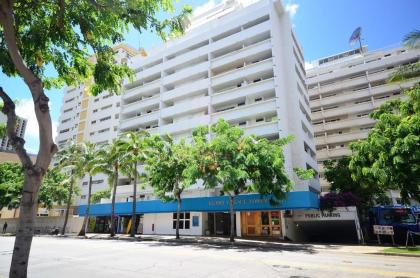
79,191,319,216
292,207,357,222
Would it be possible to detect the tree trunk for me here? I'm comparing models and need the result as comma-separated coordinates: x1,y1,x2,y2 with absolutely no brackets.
0,3,57,276
229,195,235,243
176,197,181,240
130,162,137,237
9,174,42,278
110,165,119,237
62,172,75,235
79,175,93,236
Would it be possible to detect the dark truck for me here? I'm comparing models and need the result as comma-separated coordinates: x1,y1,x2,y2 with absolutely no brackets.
368,205,419,244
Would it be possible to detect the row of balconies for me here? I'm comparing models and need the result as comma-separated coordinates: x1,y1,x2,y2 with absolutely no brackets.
130,20,271,88
314,116,376,133
315,130,368,145
307,49,419,85
311,96,393,121
316,147,352,161
309,68,393,96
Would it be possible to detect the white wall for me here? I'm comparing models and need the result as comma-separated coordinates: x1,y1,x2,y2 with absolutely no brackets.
143,212,205,236
0,216,84,234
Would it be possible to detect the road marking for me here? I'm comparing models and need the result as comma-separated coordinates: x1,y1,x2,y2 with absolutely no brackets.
264,259,420,278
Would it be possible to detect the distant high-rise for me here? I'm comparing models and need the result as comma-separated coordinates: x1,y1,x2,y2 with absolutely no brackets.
0,113,27,152
306,46,420,194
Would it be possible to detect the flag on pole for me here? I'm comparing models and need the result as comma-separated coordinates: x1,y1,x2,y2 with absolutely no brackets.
349,27,362,46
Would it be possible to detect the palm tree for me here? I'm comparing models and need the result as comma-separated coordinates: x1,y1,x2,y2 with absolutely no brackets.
78,142,101,236
95,138,125,237
403,30,420,49
56,142,84,235
119,131,149,237
388,30,420,82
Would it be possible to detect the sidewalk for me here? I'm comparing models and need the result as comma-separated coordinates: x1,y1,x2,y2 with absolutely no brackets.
33,233,411,256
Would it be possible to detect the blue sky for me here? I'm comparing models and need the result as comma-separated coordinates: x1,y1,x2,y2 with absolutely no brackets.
1,0,419,154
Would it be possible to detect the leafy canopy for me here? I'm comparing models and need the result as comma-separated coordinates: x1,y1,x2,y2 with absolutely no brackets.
145,134,196,201
0,162,71,209
349,85,420,203
190,119,313,203
0,0,192,95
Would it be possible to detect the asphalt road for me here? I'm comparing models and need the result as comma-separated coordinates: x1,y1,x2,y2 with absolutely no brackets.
0,237,419,278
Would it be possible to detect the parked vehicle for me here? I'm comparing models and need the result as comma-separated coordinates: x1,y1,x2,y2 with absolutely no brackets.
368,205,419,244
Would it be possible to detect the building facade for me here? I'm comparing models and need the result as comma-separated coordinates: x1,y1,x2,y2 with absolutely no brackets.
0,113,27,152
92,0,320,240
55,44,141,205
306,46,420,194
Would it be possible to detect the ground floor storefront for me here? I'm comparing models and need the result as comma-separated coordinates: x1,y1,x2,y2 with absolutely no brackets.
79,191,319,241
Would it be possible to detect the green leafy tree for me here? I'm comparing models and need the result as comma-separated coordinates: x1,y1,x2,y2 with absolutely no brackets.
56,143,84,235
190,119,312,242
77,142,102,236
388,30,420,82
0,162,70,211
0,1,191,275
323,157,390,208
119,131,149,237
95,138,125,237
145,134,196,240
349,85,420,203
91,189,111,204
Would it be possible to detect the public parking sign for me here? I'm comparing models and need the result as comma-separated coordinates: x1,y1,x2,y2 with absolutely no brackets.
373,225,394,235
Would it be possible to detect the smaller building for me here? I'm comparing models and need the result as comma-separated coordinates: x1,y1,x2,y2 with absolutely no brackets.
0,113,27,152
79,191,319,241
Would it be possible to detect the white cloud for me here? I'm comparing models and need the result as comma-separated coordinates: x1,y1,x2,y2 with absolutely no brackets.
15,98,58,153
285,2,299,18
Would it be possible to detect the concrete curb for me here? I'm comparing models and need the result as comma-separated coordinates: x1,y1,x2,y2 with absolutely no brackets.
374,252,420,258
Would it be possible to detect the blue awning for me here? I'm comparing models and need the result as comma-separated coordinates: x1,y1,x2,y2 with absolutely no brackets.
78,191,319,216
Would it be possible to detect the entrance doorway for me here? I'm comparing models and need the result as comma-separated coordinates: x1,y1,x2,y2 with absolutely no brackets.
207,212,236,236
241,211,282,237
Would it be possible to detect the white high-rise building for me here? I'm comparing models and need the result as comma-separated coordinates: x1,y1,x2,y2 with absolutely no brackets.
0,113,27,152
55,44,141,204
119,0,319,196
55,0,324,241
306,46,420,193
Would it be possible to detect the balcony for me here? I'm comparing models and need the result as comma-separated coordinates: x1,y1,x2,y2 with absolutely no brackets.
212,39,272,70
311,69,392,95
123,81,160,102
315,117,376,133
163,46,210,72
160,115,210,135
161,78,209,102
316,131,367,145
120,111,159,130
312,101,374,121
121,95,160,116
212,78,274,106
135,63,163,81
211,99,276,123
211,21,270,54
317,147,352,161
212,59,273,89
161,96,209,119
243,121,278,138
162,61,208,86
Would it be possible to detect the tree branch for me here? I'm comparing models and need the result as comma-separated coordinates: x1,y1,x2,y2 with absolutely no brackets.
0,0,58,171
0,0,38,87
0,87,33,169
57,0,65,29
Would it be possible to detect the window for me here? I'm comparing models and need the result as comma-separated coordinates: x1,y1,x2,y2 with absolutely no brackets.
172,212,190,229
100,116,111,122
81,195,86,199
82,182,88,185
255,97,263,102
92,179,104,184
